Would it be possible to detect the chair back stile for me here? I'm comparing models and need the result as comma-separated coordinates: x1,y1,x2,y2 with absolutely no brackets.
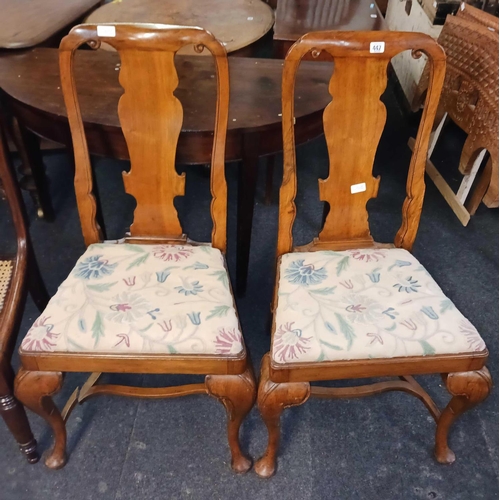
59,23,230,252
277,31,446,258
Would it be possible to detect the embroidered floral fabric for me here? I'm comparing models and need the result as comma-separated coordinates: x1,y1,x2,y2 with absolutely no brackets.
272,248,486,364
21,244,244,356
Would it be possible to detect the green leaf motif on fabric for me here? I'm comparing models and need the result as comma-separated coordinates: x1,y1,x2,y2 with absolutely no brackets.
91,312,105,348
87,281,118,292
127,253,150,270
334,313,356,349
419,340,436,355
167,345,178,354
125,245,147,253
310,287,336,295
206,305,230,319
336,256,350,276
440,299,454,313
210,270,229,289
320,340,342,350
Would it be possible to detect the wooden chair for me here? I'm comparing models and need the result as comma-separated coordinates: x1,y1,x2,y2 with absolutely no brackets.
254,31,491,478
0,115,50,463
14,24,256,472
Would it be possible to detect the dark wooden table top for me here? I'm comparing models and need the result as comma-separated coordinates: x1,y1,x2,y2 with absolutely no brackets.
86,0,275,55
274,0,385,41
0,47,331,136
0,0,102,49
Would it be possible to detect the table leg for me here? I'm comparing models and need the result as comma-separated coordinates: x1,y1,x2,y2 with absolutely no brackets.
11,120,54,221
236,133,260,296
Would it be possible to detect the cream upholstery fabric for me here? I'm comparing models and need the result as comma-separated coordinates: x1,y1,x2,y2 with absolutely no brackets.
272,248,486,364
21,244,244,356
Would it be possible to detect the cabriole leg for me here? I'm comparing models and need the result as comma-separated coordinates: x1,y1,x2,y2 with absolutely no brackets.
15,369,66,469
435,366,492,464
254,354,310,478
205,359,257,473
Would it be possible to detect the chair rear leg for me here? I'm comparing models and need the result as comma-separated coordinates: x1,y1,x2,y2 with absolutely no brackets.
15,368,66,469
0,364,38,463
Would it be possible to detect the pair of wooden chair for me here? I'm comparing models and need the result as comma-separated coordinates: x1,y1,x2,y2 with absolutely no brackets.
12,25,490,477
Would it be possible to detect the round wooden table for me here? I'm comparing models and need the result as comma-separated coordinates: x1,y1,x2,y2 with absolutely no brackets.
86,0,275,55
0,48,331,294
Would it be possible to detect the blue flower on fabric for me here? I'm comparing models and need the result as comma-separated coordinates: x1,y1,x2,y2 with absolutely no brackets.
156,269,171,283
393,276,421,293
175,280,203,296
366,268,381,283
74,255,117,280
421,306,438,320
285,260,327,286
187,311,201,325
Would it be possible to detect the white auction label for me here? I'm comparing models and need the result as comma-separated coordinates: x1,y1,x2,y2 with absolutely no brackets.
97,25,116,37
369,41,385,54
351,182,367,194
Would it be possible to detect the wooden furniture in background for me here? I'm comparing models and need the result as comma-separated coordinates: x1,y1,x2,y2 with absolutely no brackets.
254,31,491,478
0,116,50,464
0,48,332,295
273,0,385,58
14,24,256,471
85,0,274,55
413,11,499,224
0,0,102,49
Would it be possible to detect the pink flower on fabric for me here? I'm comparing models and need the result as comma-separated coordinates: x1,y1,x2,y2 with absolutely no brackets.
152,245,194,262
274,322,311,362
214,328,242,355
348,249,386,262
22,316,60,352
460,319,486,352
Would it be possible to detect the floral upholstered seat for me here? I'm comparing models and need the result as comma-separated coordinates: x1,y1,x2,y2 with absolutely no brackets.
21,243,244,356
272,248,486,364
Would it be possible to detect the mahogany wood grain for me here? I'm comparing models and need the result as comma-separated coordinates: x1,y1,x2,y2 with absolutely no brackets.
0,0,102,49
15,24,256,471
256,31,491,478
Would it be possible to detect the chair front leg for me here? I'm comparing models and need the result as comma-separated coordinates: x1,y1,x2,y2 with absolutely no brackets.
14,368,66,469
435,366,492,464
205,359,257,473
254,354,310,478
0,364,38,463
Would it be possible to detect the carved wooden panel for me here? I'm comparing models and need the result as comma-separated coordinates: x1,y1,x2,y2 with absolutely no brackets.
318,57,385,246
118,49,185,238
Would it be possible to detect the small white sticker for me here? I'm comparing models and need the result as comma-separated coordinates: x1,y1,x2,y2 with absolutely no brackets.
247,16,254,20
97,25,116,37
369,41,385,53
351,182,367,194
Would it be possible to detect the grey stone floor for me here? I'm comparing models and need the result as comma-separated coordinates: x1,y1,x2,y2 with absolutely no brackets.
0,83,498,499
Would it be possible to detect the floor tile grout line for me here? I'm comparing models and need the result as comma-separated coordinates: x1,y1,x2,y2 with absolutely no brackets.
113,375,144,500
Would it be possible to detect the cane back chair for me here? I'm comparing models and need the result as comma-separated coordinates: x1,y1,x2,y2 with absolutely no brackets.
0,115,50,463
14,24,256,472
255,31,491,478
